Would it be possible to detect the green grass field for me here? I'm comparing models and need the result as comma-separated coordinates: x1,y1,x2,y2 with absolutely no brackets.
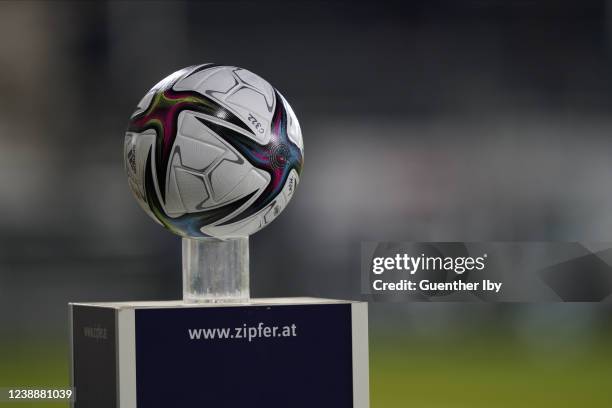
0,339,70,408
371,333,612,407
1,333,611,407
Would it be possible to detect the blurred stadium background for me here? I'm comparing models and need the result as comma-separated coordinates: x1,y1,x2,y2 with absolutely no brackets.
1,1,612,406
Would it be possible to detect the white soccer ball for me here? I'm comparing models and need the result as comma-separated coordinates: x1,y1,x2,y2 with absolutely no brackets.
124,64,304,238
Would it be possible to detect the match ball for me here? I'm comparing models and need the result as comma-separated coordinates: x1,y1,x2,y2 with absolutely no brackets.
124,64,304,238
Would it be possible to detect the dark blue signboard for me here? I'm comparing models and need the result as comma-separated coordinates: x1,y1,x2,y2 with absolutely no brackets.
135,304,354,408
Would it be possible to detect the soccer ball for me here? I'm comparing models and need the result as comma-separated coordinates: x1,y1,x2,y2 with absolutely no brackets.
124,64,304,238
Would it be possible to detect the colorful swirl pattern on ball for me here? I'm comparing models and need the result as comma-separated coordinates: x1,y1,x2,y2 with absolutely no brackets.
128,70,303,237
